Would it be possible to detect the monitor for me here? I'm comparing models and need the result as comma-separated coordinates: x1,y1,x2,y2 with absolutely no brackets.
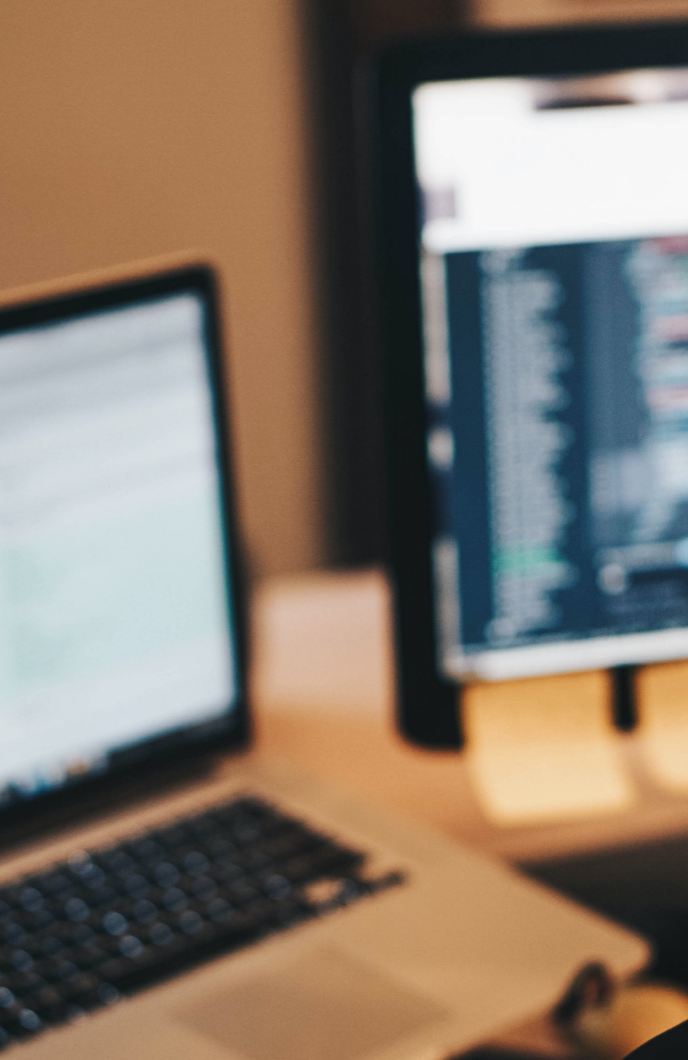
0,261,247,813
374,24,688,745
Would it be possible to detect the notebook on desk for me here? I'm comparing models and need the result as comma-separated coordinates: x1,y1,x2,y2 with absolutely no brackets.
0,255,646,1060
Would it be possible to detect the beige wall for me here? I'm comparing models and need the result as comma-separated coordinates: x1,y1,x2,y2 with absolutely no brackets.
0,0,326,576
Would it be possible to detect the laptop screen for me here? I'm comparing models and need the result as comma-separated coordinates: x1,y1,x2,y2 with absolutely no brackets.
411,66,688,681
0,279,239,806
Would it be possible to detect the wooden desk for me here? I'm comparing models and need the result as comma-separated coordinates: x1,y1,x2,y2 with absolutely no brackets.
251,569,688,1056
251,568,688,865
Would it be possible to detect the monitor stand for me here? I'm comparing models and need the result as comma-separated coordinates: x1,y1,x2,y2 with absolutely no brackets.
634,660,688,795
612,665,637,732
460,669,636,826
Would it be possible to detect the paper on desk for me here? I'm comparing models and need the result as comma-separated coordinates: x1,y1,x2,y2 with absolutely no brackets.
463,670,635,825
637,660,688,792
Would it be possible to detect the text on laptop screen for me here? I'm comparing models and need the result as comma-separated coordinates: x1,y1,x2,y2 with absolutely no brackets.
413,68,688,680
0,291,237,802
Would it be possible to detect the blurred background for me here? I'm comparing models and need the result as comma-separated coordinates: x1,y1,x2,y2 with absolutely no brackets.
2,0,688,579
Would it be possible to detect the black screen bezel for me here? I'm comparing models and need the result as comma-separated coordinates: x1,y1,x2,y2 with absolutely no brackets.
0,263,250,841
372,21,688,748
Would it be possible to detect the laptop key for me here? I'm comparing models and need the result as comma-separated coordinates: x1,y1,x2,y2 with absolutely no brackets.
72,944,109,970
84,884,120,907
147,922,174,947
34,874,72,898
191,876,217,901
1,924,25,949
128,839,165,863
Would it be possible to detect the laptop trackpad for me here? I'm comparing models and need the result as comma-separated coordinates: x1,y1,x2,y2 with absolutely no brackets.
179,948,449,1060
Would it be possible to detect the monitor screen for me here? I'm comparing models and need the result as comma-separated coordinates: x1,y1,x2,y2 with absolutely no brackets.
412,66,688,681
0,283,239,805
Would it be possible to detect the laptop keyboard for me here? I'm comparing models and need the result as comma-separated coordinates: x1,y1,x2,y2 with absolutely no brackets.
0,795,404,1050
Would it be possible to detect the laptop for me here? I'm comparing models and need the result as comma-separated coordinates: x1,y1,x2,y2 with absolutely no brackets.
0,254,645,1060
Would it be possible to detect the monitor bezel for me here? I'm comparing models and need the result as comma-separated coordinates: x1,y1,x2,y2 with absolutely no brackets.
0,261,250,840
372,21,688,748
